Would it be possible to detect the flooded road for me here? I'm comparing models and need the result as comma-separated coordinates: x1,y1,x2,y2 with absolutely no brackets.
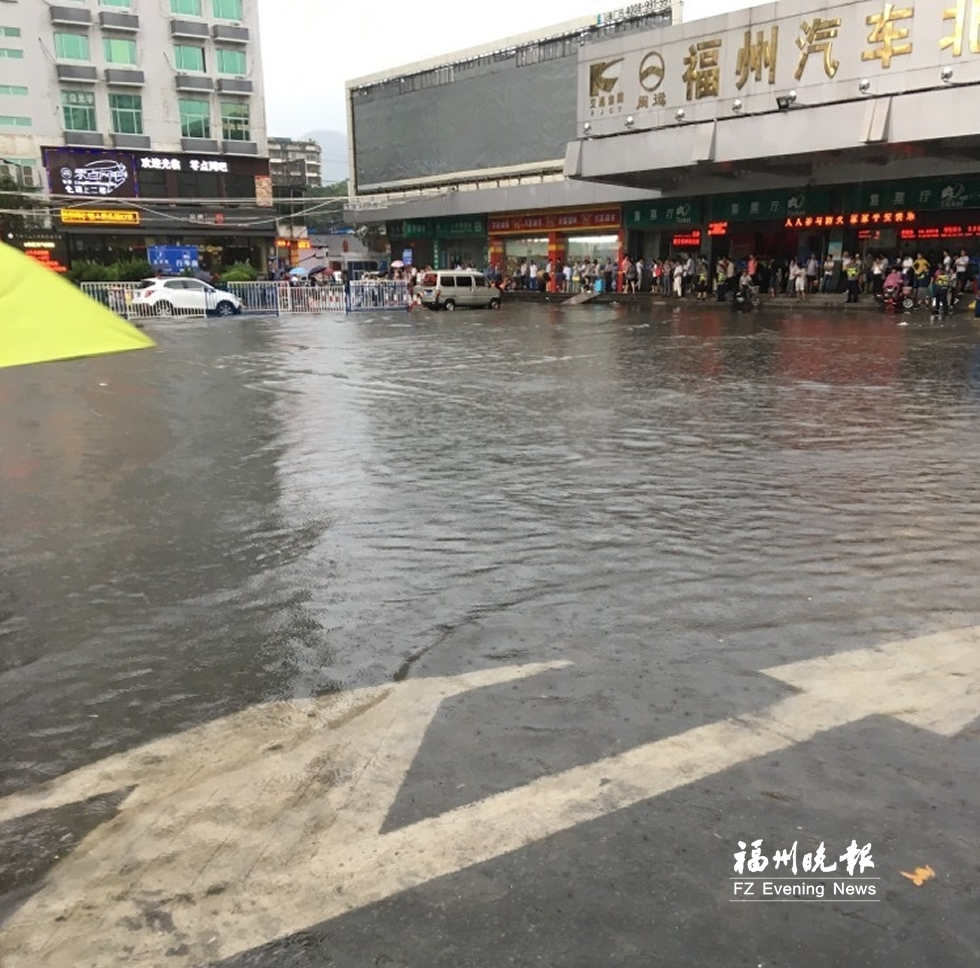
2,303,979,966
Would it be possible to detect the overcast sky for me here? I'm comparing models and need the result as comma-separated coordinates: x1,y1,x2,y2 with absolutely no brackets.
258,0,752,145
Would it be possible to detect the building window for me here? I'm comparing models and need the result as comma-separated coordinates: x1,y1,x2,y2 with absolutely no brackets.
0,84,28,96
104,37,137,65
173,44,205,72
179,98,210,138
100,0,132,7
212,0,243,20
0,27,22,37
55,32,91,61
216,48,245,75
61,90,97,131
109,93,142,134
170,0,203,15
0,116,31,128
0,48,24,59
220,101,249,141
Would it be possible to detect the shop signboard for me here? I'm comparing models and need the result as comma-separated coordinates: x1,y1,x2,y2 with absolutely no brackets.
488,208,621,235
60,209,140,225
14,235,69,273
581,1,980,130
46,148,138,198
435,217,485,238
626,198,701,228
44,147,268,199
148,246,200,275
845,178,980,213
709,189,832,222
387,220,434,239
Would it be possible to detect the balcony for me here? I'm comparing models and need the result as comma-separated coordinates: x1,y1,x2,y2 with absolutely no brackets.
105,68,145,86
99,12,139,32
63,131,104,147
56,64,98,83
216,77,253,95
222,140,257,155
171,20,210,40
212,24,249,44
50,5,92,26
175,74,214,93
181,137,219,153
112,133,151,150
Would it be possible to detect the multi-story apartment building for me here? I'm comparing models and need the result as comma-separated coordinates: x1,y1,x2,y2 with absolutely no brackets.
268,137,322,189
0,0,274,273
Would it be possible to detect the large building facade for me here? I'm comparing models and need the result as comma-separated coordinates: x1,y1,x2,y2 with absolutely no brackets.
0,0,273,272
345,2,680,274
348,0,980,277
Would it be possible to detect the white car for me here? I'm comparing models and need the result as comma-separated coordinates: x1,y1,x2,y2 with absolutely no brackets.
131,277,242,317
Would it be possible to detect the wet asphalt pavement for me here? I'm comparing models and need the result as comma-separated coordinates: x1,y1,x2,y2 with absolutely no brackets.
1,303,979,967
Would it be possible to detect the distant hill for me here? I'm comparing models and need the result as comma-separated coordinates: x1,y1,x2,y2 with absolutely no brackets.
302,129,349,185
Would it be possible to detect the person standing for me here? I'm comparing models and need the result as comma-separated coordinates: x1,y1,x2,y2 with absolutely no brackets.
955,248,970,292
845,259,861,303
822,254,835,293
933,264,952,316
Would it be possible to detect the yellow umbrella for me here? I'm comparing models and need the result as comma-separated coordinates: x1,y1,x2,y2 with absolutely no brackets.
0,241,154,369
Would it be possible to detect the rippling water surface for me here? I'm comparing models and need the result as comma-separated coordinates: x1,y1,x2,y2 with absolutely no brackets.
3,304,980,798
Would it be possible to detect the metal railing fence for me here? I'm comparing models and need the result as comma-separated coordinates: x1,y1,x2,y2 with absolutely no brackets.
80,280,411,321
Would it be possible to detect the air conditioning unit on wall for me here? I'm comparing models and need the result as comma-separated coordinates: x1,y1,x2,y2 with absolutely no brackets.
20,166,39,188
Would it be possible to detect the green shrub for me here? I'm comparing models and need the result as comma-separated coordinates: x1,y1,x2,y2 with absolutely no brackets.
114,259,154,282
68,261,114,284
221,261,258,282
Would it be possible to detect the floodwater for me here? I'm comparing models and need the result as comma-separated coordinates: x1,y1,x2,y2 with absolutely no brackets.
2,303,980,951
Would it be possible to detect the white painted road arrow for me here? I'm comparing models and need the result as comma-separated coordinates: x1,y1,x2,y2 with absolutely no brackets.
1,626,978,967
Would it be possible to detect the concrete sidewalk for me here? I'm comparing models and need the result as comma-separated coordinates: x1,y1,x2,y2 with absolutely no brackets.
505,289,976,315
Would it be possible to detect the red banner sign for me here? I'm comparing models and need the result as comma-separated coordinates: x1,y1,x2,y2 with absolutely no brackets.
671,231,702,248
488,208,621,235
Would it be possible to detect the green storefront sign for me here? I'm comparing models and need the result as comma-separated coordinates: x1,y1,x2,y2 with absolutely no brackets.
387,220,434,239
709,190,832,222
845,178,980,213
625,199,701,228
387,217,485,239
435,217,485,238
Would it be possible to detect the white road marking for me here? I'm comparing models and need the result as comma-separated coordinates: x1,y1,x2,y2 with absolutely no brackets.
1,627,978,968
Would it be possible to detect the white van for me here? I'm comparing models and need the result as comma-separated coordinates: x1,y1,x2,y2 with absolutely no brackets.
415,270,501,310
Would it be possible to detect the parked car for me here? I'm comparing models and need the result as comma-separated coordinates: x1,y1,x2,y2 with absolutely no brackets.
415,271,501,310
131,277,242,317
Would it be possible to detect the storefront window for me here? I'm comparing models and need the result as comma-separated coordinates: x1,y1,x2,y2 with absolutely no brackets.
566,234,620,267
504,237,548,274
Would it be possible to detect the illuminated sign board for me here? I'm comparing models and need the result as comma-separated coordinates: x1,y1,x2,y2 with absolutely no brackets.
60,209,141,225
899,224,980,240
21,240,68,273
708,221,729,236
671,230,702,248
